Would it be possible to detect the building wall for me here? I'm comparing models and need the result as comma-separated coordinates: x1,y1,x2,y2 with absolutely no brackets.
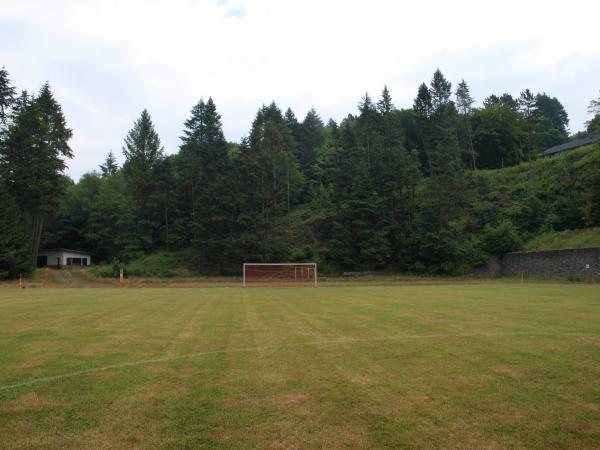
471,247,600,278
38,251,91,267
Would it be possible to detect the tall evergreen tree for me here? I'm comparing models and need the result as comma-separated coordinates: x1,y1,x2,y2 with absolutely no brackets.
122,109,165,248
455,79,477,170
297,107,324,182
0,67,16,125
100,151,118,176
358,93,377,171
0,83,73,264
177,97,231,271
518,89,538,194
429,69,452,111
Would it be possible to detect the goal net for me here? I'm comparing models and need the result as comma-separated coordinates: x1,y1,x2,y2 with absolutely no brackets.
243,263,318,287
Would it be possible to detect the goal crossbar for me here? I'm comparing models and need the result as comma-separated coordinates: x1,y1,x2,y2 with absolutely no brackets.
243,263,318,287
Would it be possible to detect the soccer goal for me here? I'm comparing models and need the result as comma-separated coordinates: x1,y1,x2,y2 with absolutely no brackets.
243,263,318,287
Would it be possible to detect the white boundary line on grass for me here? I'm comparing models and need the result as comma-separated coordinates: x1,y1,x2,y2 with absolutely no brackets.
0,331,596,392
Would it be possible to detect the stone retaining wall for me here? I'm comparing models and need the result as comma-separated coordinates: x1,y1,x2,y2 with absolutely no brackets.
471,247,600,278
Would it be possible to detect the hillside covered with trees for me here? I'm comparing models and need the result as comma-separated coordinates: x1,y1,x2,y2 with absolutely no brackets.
1,65,599,277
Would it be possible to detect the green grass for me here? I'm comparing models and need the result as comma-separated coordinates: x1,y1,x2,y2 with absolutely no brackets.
1,284,599,448
523,227,600,252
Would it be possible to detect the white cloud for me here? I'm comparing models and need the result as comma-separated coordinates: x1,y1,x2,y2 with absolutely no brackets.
225,4,246,18
1,0,598,178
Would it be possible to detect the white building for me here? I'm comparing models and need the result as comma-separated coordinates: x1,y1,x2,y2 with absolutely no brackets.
37,248,92,269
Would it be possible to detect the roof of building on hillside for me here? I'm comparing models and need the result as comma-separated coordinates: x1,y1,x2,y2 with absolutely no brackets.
541,134,600,157
39,248,92,256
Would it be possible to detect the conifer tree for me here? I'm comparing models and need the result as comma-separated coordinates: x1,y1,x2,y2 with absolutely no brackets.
297,107,324,181
455,79,477,170
122,109,165,247
179,97,231,270
0,67,16,125
100,151,118,176
429,69,452,112
518,89,538,194
0,83,73,264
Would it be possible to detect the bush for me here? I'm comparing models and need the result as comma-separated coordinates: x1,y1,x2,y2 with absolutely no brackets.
122,252,193,278
482,219,523,255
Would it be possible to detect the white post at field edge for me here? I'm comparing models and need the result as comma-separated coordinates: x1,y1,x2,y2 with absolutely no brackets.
243,263,246,287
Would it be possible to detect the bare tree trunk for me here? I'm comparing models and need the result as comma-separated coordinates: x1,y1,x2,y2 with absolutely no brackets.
30,215,44,266
287,169,291,227
164,206,169,248
467,121,477,171
527,126,536,196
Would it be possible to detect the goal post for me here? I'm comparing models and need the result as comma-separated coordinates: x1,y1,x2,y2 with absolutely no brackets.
243,263,318,287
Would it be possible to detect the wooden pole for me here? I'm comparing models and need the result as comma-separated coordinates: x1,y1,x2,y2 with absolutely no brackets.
520,272,524,284
19,272,23,289
120,268,124,285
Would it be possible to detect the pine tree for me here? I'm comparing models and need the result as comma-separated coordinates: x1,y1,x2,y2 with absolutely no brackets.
518,89,538,194
297,107,324,181
413,83,433,119
429,69,452,112
100,151,118,176
455,79,477,170
358,93,377,170
0,67,16,125
177,97,232,271
122,109,165,247
0,83,73,264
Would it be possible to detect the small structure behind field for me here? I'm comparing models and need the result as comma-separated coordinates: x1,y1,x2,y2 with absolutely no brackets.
37,248,92,269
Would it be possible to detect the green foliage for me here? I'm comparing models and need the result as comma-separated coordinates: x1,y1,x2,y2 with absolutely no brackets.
0,77,73,265
99,151,118,176
26,66,600,279
0,66,16,125
523,227,600,252
0,183,30,278
481,219,522,255
123,252,193,278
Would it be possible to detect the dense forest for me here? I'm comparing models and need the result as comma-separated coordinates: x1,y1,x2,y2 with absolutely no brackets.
1,65,599,278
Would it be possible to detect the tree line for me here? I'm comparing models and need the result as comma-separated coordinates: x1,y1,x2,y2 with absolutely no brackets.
1,65,599,277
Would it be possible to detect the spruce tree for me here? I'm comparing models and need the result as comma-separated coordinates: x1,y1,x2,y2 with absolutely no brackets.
0,67,16,125
177,97,232,270
429,69,452,112
0,83,72,264
100,151,118,176
455,79,477,170
122,109,165,247
297,107,324,181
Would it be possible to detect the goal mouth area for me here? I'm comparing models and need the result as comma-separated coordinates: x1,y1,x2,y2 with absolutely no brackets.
243,263,318,288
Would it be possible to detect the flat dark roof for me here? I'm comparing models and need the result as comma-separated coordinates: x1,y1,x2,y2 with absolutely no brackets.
39,248,92,256
541,134,600,157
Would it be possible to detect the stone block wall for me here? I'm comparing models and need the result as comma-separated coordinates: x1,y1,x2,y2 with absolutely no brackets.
471,247,600,278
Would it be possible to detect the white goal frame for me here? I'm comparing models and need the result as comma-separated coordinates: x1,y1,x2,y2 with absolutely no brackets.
243,263,318,287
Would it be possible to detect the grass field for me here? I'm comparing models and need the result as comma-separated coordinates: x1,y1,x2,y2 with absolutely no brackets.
1,284,599,449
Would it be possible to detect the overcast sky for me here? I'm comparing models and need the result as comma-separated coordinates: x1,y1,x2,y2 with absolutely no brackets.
2,0,599,179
